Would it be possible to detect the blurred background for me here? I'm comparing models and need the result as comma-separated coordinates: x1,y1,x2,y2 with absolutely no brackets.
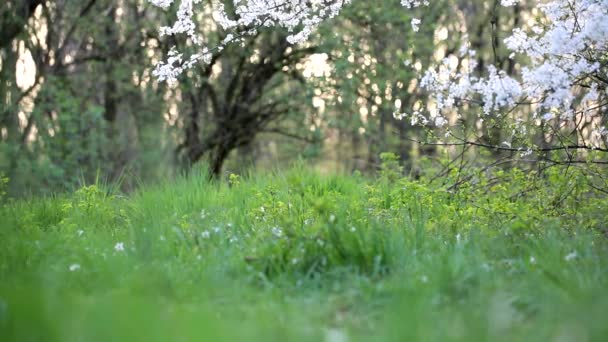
1,0,536,196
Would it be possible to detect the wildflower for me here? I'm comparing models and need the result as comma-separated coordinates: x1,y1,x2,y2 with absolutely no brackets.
329,214,336,223
69,264,81,272
201,230,210,239
260,206,265,213
420,275,429,283
325,328,347,342
529,256,536,264
520,148,533,157
114,242,125,252
411,18,421,32
564,251,577,261
271,227,283,238
77,230,84,237
200,209,208,219
229,236,238,243
350,226,356,232
213,226,221,234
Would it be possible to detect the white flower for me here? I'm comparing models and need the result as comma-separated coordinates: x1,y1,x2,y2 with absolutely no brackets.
271,227,283,238
542,113,554,121
201,230,210,239
564,251,577,261
114,242,125,252
411,18,421,32
520,148,533,157
420,275,428,283
77,230,84,237
325,328,348,342
500,0,519,6
350,226,356,232
69,264,81,272
529,256,536,264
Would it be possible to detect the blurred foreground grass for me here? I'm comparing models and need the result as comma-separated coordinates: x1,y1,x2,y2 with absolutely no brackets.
1,166,607,341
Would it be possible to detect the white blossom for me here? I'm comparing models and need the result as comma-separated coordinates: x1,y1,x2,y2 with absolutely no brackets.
411,18,421,32
271,226,283,238
564,251,578,261
148,0,433,81
114,242,125,252
415,0,607,148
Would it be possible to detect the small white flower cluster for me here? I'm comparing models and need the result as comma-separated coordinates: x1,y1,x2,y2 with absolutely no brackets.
400,0,430,8
410,18,421,32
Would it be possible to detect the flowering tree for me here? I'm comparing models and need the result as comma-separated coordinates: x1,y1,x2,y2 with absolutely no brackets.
415,0,608,156
150,0,608,173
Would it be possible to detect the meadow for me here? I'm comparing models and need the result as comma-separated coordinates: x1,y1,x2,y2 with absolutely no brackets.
1,165,607,341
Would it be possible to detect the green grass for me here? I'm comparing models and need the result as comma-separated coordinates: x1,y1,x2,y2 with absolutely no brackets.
1,167,607,341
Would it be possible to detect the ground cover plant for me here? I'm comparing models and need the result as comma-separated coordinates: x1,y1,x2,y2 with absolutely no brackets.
1,163,607,341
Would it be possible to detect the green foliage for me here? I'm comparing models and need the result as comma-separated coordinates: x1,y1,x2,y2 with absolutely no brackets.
379,152,403,182
2,78,111,195
0,172,7,203
58,184,126,235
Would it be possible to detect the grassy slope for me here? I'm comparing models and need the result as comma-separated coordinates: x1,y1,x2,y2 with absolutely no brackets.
1,168,607,341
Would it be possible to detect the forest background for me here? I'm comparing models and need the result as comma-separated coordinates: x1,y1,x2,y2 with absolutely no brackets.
6,0,600,195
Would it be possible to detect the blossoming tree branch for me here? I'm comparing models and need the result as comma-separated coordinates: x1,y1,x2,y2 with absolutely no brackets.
149,0,608,160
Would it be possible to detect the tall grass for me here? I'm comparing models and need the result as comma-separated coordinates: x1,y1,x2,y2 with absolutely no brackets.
1,167,607,341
